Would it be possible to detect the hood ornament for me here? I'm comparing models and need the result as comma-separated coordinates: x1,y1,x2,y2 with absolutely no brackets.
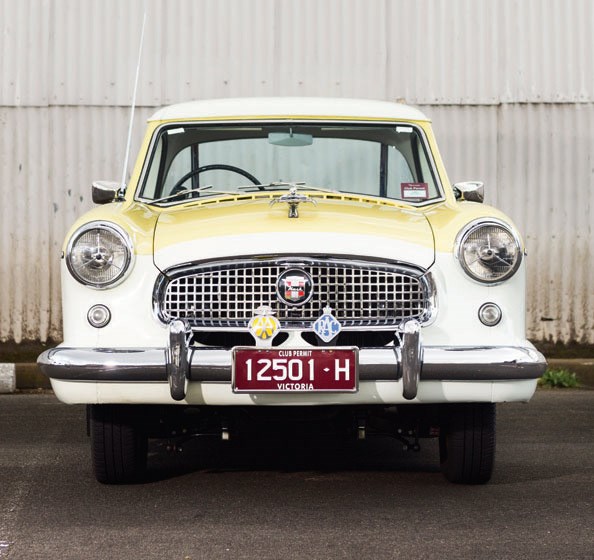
270,186,316,218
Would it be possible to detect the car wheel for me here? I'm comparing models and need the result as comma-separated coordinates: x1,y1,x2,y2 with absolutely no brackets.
90,405,148,484
439,403,496,484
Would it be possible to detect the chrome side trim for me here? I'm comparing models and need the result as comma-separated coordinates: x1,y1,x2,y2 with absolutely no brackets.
39,345,547,383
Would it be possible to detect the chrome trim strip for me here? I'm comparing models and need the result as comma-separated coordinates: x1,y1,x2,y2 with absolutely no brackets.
39,345,547,383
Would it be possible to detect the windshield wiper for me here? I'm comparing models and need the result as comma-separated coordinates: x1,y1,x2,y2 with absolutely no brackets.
151,185,238,204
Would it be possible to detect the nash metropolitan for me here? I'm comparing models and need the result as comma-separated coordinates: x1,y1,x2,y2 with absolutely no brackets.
39,98,546,484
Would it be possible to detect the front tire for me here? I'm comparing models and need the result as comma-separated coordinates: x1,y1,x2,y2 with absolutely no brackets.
439,403,496,484
90,405,148,484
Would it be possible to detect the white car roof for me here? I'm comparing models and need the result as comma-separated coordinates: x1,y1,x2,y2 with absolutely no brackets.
149,97,430,123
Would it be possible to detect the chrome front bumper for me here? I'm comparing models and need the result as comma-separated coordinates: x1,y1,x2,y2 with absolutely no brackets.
39,335,547,402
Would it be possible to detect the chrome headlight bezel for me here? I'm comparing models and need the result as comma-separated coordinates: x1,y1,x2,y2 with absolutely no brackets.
65,221,134,289
455,218,523,285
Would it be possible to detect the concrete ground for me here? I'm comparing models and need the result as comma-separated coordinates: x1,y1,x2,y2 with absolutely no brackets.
1,390,593,559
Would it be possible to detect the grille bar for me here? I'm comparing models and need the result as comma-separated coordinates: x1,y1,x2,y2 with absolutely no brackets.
156,258,431,329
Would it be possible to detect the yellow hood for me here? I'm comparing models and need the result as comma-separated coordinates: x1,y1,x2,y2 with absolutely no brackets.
152,193,435,271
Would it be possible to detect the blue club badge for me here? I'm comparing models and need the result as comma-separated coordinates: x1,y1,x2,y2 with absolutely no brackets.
313,306,342,343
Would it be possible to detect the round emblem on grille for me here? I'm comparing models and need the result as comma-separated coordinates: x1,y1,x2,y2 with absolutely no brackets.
276,269,314,306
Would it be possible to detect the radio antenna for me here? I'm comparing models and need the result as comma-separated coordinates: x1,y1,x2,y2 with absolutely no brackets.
119,5,147,195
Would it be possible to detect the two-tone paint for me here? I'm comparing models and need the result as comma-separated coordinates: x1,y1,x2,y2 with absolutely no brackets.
40,98,546,405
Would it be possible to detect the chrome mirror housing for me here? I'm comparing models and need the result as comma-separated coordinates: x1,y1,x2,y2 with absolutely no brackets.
92,181,122,204
453,181,484,203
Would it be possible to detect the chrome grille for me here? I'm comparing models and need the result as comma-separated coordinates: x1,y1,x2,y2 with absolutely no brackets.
156,258,431,329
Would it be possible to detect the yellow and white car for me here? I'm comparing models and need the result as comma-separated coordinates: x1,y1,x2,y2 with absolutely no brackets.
39,98,546,484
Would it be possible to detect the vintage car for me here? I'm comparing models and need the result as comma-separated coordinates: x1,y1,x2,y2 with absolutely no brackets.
39,97,546,484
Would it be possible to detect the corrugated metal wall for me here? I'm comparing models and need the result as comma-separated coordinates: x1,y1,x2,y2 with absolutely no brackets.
1,0,592,343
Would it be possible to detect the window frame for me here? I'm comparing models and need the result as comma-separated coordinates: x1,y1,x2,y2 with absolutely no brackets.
135,120,445,207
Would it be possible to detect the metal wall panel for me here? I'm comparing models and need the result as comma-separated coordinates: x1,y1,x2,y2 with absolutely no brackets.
0,0,49,106
430,104,594,343
389,0,594,105
0,108,51,341
3,0,593,107
0,106,152,342
0,0,592,342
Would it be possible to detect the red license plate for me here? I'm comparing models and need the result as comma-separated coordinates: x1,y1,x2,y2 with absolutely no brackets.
232,347,358,393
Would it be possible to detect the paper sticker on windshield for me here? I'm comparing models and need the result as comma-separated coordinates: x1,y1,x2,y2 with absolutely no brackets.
401,182,429,200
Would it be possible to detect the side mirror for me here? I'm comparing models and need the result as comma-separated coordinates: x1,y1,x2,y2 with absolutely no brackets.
92,181,122,204
453,181,484,203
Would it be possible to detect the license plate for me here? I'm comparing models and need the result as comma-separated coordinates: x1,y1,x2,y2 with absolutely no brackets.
232,347,358,393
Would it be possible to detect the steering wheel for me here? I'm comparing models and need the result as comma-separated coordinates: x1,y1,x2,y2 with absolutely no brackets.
169,164,262,196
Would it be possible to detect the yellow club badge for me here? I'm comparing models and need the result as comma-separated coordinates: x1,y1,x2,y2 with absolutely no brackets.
248,305,281,347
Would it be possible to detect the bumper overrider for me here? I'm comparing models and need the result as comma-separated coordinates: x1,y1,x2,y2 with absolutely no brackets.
38,320,547,402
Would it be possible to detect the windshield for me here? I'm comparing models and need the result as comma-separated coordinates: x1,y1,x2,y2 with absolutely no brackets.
139,123,442,205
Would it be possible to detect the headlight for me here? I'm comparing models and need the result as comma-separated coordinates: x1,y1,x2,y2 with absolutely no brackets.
66,222,133,288
456,219,522,284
